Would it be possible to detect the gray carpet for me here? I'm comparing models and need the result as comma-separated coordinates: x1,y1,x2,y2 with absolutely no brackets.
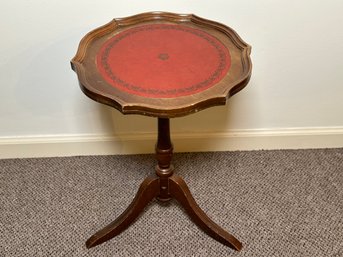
1,149,343,256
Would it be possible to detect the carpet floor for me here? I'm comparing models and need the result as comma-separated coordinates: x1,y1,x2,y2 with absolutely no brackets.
1,149,343,256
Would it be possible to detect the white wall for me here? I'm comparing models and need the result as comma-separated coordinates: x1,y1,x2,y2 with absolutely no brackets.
1,1,343,158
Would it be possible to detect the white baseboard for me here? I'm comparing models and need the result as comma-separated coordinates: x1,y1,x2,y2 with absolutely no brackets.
1,127,343,159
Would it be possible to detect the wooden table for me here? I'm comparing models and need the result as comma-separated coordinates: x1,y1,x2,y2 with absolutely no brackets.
71,11,252,251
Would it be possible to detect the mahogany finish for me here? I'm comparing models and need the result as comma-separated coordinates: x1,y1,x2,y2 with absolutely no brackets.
71,11,252,118
86,118,242,251
71,11,252,252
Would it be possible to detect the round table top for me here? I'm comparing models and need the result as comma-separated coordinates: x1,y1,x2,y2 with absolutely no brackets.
71,12,252,118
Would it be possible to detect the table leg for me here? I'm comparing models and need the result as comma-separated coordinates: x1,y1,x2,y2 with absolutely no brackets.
86,118,242,251
86,176,159,248
169,174,242,251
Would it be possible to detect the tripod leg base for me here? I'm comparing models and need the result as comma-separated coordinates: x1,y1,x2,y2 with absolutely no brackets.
169,175,242,251
86,174,242,251
86,176,159,248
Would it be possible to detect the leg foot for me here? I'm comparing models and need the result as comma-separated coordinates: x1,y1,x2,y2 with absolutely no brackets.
169,175,242,251
86,176,159,248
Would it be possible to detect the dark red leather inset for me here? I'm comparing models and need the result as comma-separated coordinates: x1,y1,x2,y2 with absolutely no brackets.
97,24,231,98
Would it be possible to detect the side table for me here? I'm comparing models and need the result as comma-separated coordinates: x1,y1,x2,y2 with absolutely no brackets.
71,11,252,251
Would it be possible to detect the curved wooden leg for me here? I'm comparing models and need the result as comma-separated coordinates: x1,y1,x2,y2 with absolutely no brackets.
86,176,159,248
169,175,242,251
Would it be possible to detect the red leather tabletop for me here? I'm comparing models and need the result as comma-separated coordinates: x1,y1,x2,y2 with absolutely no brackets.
71,12,252,117
96,24,231,98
